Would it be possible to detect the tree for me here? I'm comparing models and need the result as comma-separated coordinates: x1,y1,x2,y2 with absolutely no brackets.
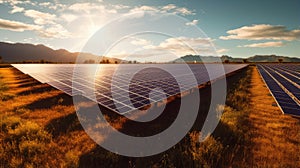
242,59,248,63
278,58,283,63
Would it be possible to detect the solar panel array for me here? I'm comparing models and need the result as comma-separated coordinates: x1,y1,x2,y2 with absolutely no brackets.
257,64,300,116
12,64,247,114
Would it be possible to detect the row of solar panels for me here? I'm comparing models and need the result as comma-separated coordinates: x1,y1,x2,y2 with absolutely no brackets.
12,64,248,114
257,64,300,116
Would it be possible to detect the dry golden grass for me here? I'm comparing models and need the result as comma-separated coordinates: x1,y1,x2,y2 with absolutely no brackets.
248,67,300,167
0,67,96,167
0,68,74,124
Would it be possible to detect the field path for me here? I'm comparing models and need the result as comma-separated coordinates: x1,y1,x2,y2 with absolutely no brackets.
248,66,300,167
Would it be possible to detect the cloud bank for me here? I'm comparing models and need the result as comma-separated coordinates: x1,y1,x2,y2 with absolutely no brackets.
238,41,284,48
220,24,300,41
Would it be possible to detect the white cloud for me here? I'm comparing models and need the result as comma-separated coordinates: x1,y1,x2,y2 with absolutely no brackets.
161,37,211,47
109,37,214,60
129,4,195,16
49,3,66,10
1,1,198,44
112,4,130,10
68,3,117,14
162,4,176,11
130,5,159,13
0,17,70,39
38,24,71,39
24,9,56,25
60,13,78,23
60,3,123,38
131,38,151,46
110,50,165,59
1,0,21,5
220,24,300,41
0,18,41,31
143,37,213,56
238,41,284,48
217,48,229,54
22,8,72,39
175,7,195,15
186,19,198,26
1,0,35,6
9,5,24,13
39,2,51,7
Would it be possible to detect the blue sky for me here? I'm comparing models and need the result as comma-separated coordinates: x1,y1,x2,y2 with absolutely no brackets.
0,0,299,60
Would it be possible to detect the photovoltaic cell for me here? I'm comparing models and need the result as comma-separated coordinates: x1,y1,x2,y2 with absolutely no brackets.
257,64,300,116
12,64,247,114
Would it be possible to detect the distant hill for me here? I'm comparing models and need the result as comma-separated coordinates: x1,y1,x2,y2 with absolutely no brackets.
0,42,122,63
173,55,243,63
1,42,299,63
247,55,300,62
173,55,300,63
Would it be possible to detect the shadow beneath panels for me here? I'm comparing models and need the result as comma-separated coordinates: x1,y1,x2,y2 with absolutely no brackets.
25,93,73,110
17,84,56,96
45,112,83,138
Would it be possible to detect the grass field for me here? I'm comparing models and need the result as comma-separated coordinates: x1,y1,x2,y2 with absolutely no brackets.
0,65,299,167
248,66,300,167
0,67,95,167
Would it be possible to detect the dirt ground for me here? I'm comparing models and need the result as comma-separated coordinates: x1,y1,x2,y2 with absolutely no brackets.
248,67,300,167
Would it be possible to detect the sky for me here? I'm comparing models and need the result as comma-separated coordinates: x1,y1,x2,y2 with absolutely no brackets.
0,0,299,61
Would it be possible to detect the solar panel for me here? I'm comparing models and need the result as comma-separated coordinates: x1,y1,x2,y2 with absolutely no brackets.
257,64,300,116
12,64,248,114
271,64,300,77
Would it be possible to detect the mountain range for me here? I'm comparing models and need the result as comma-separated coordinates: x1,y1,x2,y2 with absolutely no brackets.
0,42,121,63
173,55,300,63
0,42,299,63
